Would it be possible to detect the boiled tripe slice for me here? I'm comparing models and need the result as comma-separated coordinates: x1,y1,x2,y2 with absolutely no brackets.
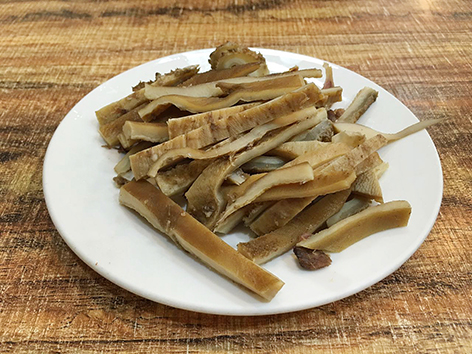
119,180,284,301
96,65,199,126
297,200,412,252
336,87,378,123
238,190,350,264
333,118,445,143
148,106,319,176
185,108,327,229
139,74,306,120
216,162,315,228
130,83,323,180
167,103,259,139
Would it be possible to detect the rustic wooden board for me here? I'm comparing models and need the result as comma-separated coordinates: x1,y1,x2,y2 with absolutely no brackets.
0,0,471,352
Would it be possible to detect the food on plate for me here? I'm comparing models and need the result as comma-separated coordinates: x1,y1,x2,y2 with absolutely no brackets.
237,190,350,264
296,200,412,252
120,180,284,300
154,159,213,197
94,43,442,300
179,62,262,87
249,197,315,236
325,197,371,228
185,109,327,229
138,74,307,120
322,63,334,89
99,105,146,147
96,65,199,126
209,41,270,76
351,164,387,203
290,118,335,142
118,121,169,149
129,83,324,180
216,162,315,228
337,87,378,123
241,156,287,173
333,118,444,143
167,102,259,139
293,247,332,270
114,141,154,175
147,106,322,176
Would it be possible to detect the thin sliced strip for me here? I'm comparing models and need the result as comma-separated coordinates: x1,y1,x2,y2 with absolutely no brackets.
242,141,351,201
210,42,269,76
297,200,412,252
120,180,284,301
317,134,388,176
282,142,352,169
148,106,319,176
257,135,382,201
337,87,378,123
215,202,271,234
290,119,334,142
168,103,259,139
255,135,389,201
225,143,342,202
139,74,306,119
145,72,294,100
238,190,350,264
352,169,384,203
144,82,225,100
268,67,322,79
114,141,155,175
225,169,249,186
326,197,371,227
241,156,286,173
269,140,329,159
256,171,356,202
96,90,148,126
247,142,354,234
181,62,262,86
243,203,274,226
155,159,213,197
214,205,252,234
117,133,138,150
185,65,322,88
318,87,343,108
249,197,316,236
332,131,365,148
355,152,383,175
99,103,146,147
224,174,266,203
185,109,327,228
322,63,334,89
216,74,304,95
333,118,445,143
97,65,199,126
130,84,323,180
260,136,382,200
147,65,200,88
122,121,169,143
217,163,315,227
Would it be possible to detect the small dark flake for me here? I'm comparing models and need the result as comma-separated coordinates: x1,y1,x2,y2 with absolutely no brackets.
113,175,130,187
293,246,332,270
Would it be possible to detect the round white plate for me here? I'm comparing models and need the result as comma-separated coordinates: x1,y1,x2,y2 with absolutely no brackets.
43,48,442,316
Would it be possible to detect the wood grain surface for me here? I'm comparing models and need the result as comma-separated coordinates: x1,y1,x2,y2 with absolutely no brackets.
1,0,471,353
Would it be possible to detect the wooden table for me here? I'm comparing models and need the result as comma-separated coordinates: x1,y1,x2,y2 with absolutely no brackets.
1,1,471,352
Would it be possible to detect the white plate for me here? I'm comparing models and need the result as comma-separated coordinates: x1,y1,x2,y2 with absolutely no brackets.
43,48,442,316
